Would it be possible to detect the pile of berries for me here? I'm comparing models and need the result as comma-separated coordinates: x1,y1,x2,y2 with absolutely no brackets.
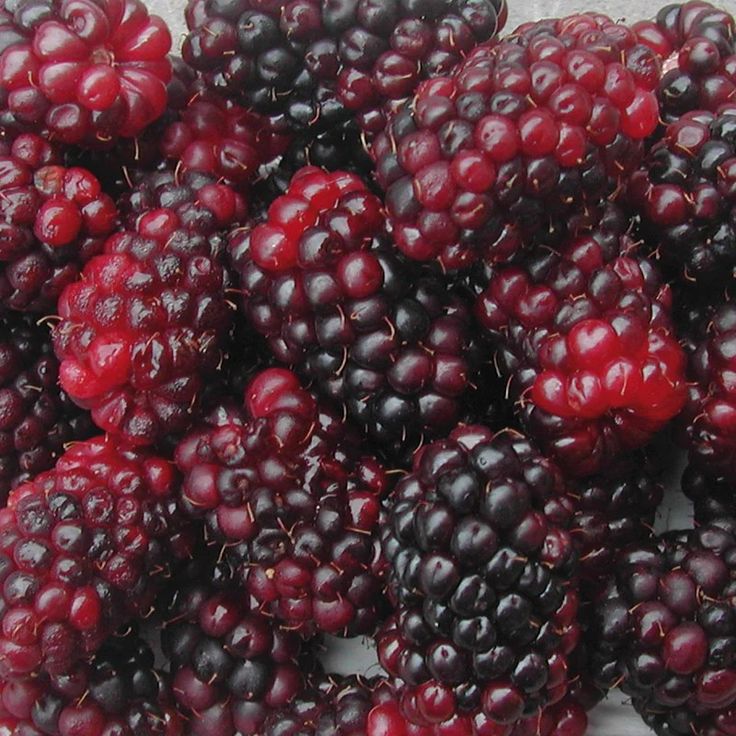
3,1,736,735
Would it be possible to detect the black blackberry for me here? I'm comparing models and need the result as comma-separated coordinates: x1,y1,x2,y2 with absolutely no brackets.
0,313,94,501
590,520,736,736
380,425,579,727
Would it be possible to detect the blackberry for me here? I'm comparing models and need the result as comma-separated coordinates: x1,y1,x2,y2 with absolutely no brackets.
229,167,496,462
372,12,661,271
590,520,736,736
380,424,579,727
162,553,307,736
682,300,736,485
175,368,388,636
0,313,93,502
52,168,246,446
0,629,180,736
0,0,171,146
0,436,195,680
629,110,736,287
0,133,117,313
476,205,687,477
182,0,507,144
682,466,736,525
634,1,736,123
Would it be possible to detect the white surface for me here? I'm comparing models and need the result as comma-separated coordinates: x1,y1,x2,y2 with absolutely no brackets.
145,0,734,733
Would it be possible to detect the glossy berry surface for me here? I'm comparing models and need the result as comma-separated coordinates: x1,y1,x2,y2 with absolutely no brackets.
231,167,495,461
0,313,93,501
175,368,387,636
380,424,579,726
0,0,172,145
591,520,736,736
476,205,687,476
372,13,661,270
0,437,193,680
0,629,181,736
52,169,245,446
0,133,117,313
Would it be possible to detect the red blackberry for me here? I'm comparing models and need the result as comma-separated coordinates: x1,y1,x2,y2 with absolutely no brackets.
162,553,307,736
475,205,687,477
590,520,736,736
0,133,118,313
682,300,736,484
0,629,181,736
230,167,496,461
629,110,736,287
175,368,388,637
634,2,736,123
380,425,579,727
372,13,662,271
52,169,246,446
0,436,195,680
0,313,93,502
0,0,172,146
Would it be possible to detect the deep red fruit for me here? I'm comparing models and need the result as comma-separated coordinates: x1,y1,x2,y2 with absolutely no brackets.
230,167,494,460
373,13,662,270
53,170,245,446
175,368,387,636
0,437,194,680
0,313,94,501
0,0,172,145
476,205,687,476
0,133,117,313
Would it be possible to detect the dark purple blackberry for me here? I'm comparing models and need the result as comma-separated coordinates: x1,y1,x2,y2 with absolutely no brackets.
229,167,501,463
379,424,580,727
629,110,736,288
590,520,736,736
175,368,388,637
682,466,736,525
372,13,661,271
161,553,308,736
0,313,94,501
0,629,181,736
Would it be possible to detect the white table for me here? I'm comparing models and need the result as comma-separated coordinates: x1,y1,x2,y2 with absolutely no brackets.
147,0,736,732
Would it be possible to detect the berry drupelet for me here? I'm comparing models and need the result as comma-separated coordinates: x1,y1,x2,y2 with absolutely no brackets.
476,205,687,477
372,12,662,271
0,630,181,736
380,424,580,728
0,436,194,681
52,168,245,447
634,1,736,124
629,110,736,288
591,520,736,736
0,313,93,502
0,0,172,146
681,299,736,486
0,133,118,313
175,368,388,637
230,167,493,461
162,552,307,736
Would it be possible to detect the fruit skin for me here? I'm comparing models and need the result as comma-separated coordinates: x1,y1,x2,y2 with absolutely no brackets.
161,552,308,736
0,133,118,313
475,205,687,477
0,629,181,736
681,300,736,487
0,436,195,681
628,110,736,289
372,13,661,271
175,367,388,637
380,424,579,727
52,169,245,447
0,313,94,502
0,0,172,146
230,166,499,462
590,519,736,736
